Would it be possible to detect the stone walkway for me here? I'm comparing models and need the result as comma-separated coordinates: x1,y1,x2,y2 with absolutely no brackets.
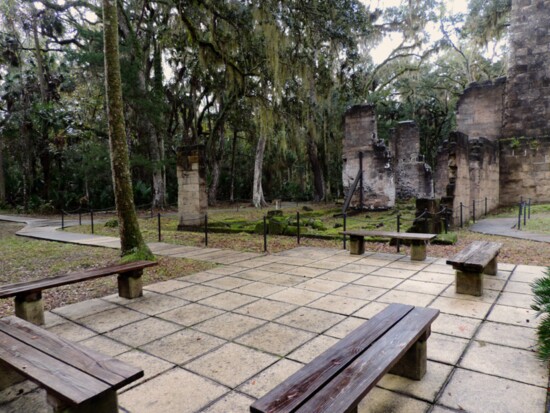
0,216,549,412
470,216,550,243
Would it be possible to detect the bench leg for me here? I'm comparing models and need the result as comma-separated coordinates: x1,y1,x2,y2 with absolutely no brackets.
484,257,497,276
456,270,483,296
410,241,427,261
389,329,429,380
0,367,26,390
49,389,118,413
15,292,45,326
118,270,143,299
349,236,365,255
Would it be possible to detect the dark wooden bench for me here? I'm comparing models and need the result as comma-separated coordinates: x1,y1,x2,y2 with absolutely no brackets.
342,230,436,261
0,316,143,412
250,303,439,413
446,241,502,296
0,261,157,325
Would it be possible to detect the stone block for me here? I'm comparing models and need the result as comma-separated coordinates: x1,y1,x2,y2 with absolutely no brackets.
455,270,483,296
389,330,428,380
118,270,143,299
15,293,45,326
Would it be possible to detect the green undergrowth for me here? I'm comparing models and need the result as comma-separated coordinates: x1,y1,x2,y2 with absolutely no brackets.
531,268,550,360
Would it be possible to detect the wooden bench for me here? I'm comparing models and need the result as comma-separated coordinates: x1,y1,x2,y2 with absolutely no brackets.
342,230,436,261
0,316,143,412
0,261,157,325
250,303,439,413
446,241,502,296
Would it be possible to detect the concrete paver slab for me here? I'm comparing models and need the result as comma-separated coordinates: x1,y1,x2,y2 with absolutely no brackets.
198,291,258,311
308,294,367,315
184,343,278,388
51,297,117,320
76,306,147,333
475,321,537,349
46,321,97,342
144,279,192,294
141,329,225,364
317,270,364,282
194,312,266,340
105,317,183,347
333,284,387,300
239,359,303,398
119,368,227,413
236,323,315,356
124,291,188,315
203,276,253,290
354,274,402,288
428,333,469,365
117,349,175,388
158,303,224,326
359,387,430,413
460,341,547,386
431,313,481,339
287,334,339,363
235,299,297,321
202,392,254,413
487,304,540,328
268,287,324,305
439,368,547,413
276,307,345,333
79,334,132,357
325,317,367,338
168,285,224,302
430,296,492,319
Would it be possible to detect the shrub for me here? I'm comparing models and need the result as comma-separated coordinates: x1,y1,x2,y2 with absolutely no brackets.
531,267,550,360
104,218,119,228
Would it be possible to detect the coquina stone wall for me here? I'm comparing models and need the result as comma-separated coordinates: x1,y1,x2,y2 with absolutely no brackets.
177,145,207,228
390,121,434,200
343,105,395,209
500,137,550,204
456,78,506,141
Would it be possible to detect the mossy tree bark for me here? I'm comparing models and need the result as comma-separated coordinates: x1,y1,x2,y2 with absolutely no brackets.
102,0,153,260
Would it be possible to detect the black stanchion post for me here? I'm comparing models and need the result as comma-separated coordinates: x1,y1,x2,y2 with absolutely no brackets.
472,200,476,224
396,213,401,253
205,214,208,246
444,208,449,234
343,213,347,250
518,202,522,230
91,209,94,234
528,198,531,219
460,202,463,228
523,202,527,226
297,212,300,245
61,210,64,230
263,215,267,252
79,210,82,226
485,197,488,216
158,213,161,242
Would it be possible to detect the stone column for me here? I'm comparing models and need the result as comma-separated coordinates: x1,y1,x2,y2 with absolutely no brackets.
177,145,207,229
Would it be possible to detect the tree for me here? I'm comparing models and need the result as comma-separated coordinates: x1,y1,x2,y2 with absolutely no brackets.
102,0,152,260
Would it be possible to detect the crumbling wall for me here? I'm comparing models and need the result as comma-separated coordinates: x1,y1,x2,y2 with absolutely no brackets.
343,105,395,209
436,133,500,225
177,145,207,228
390,121,434,200
456,79,506,141
503,0,550,138
500,137,550,204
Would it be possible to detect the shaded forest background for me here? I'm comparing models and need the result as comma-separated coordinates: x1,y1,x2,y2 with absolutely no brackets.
0,0,511,212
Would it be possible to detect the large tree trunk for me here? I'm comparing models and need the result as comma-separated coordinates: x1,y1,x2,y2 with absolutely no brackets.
252,134,267,208
307,133,325,202
0,138,5,204
103,0,152,259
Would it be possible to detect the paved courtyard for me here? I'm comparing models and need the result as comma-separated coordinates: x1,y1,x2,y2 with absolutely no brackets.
1,245,548,413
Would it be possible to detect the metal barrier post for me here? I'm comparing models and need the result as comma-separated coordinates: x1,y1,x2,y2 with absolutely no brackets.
297,212,300,245
61,210,64,230
460,202,463,228
528,198,531,219
518,202,522,230
205,214,208,246
523,202,527,226
396,214,401,253
158,213,162,242
485,197,488,216
473,200,476,224
343,213,347,250
91,209,94,234
263,215,267,252
79,210,82,226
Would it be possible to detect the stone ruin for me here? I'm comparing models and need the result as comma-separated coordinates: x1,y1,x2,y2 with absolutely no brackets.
342,105,433,210
345,0,550,225
177,145,207,229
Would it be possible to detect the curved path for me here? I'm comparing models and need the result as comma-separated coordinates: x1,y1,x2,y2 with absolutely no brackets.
0,214,263,265
469,216,550,243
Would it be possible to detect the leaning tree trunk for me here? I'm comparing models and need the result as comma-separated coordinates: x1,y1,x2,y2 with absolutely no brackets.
252,134,268,208
0,138,5,204
307,132,325,202
103,0,152,259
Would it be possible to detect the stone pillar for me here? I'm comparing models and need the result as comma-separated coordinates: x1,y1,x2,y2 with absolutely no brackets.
342,105,395,209
177,145,207,229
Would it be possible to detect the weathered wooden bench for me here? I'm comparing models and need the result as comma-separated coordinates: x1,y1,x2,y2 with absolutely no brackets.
342,230,436,261
0,261,157,325
250,303,439,413
446,241,502,296
0,316,143,412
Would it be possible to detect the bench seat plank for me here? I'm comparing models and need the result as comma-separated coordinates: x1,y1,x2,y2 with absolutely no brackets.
0,317,143,389
0,327,109,405
251,304,417,413
0,261,157,299
296,307,438,413
446,241,502,272
341,231,436,241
